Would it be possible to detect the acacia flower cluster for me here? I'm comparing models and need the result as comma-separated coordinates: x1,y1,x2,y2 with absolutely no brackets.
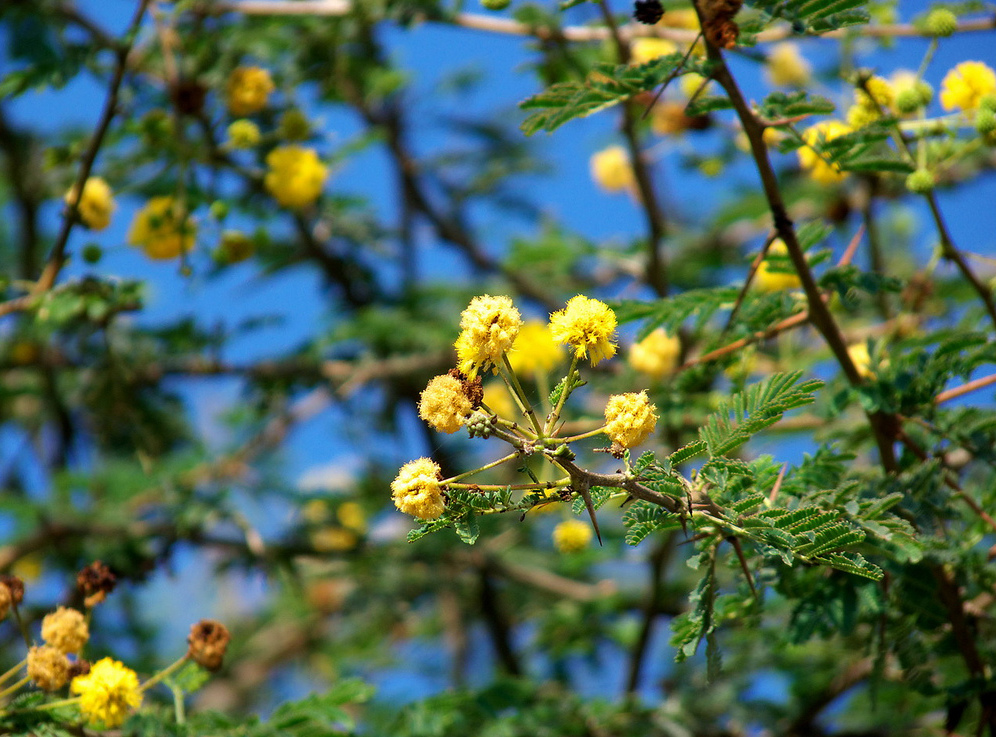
64,177,115,231
226,66,275,116
264,145,329,210
391,295,660,537
127,196,196,260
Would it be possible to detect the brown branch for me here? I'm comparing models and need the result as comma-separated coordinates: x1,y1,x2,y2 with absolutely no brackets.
935,373,996,405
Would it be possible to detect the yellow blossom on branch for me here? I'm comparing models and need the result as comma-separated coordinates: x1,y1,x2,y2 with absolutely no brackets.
798,120,851,185
127,196,196,260
755,240,802,292
418,374,474,433
41,606,89,654
225,119,262,149
264,145,329,210
766,43,811,88
630,37,677,65
454,295,522,376
940,61,996,112
27,645,70,691
64,177,115,231
70,657,143,728
604,391,658,448
225,66,275,116
590,146,636,194
391,458,445,520
549,295,617,366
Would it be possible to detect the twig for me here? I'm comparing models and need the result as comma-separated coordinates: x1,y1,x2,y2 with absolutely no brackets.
935,373,996,405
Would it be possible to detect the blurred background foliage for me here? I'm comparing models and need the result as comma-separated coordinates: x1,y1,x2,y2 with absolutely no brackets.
1,0,995,734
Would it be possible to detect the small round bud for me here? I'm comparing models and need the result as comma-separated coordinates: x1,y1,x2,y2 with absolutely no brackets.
905,169,935,194
923,8,957,37
981,94,996,114
895,88,923,115
976,108,996,135
633,0,665,24
480,0,510,8
278,109,311,142
915,80,934,107
215,231,255,264
81,243,103,264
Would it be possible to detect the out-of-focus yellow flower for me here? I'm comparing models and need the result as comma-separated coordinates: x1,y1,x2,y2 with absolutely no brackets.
454,295,522,376
553,519,593,553
225,119,262,149
70,658,142,728
660,8,700,29
127,196,195,260
651,101,693,136
848,343,876,379
630,37,678,65
482,380,516,420
755,239,802,292
226,66,275,116
28,645,69,691
590,145,636,194
549,295,618,366
391,458,445,520
11,553,42,581
629,328,681,379
507,321,564,378
216,230,255,264
766,43,811,88
337,501,366,533
846,76,895,128
264,145,328,210
65,177,115,231
798,120,851,185
311,527,358,552
940,61,996,112
679,72,711,99
604,391,658,448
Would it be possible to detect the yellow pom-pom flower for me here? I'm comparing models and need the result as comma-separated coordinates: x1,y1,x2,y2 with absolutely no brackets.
455,295,522,376
391,458,446,520
755,239,802,292
65,177,115,231
940,61,996,112
549,295,618,366
41,606,89,654
766,43,811,88
27,645,70,691
127,196,195,260
846,76,894,128
553,519,593,553
70,657,142,728
225,119,262,149
590,145,636,194
630,38,678,65
225,66,275,116
418,374,473,434
264,145,329,210
629,328,681,379
604,391,658,448
798,120,852,185
507,320,565,378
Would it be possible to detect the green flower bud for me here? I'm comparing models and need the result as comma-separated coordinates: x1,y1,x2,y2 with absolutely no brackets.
278,109,311,142
915,80,934,107
81,243,103,264
905,169,935,194
480,0,511,9
922,8,957,37
895,89,923,115
209,201,229,221
980,94,996,114
976,108,996,136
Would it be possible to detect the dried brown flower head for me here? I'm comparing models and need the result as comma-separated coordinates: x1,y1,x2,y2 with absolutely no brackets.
1,575,24,605
77,560,117,607
448,368,484,409
187,619,231,671
698,0,743,49
27,645,70,691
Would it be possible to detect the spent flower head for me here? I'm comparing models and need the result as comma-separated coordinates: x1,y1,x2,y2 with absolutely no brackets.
419,373,474,434
549,295,618,366
455,295,522,376
41,606,89,654
187,619,231,671
28,645,70,691
70,657,142,728
391,458,446,520
604,391,658,448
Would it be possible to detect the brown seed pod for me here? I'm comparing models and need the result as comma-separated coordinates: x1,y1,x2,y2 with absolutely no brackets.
187,619,231,672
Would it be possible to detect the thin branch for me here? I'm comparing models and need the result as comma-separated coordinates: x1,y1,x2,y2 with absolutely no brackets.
935,373,996,405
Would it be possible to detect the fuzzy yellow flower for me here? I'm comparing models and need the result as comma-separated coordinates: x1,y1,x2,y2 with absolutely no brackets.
940,61,996,112
549,295,617,366
847,343,875,380
418,374,473,433
553,519,593,553
225,119,262,149
482,380,515,419
391,458,446,520
225,66,275,116
455,295,522,376
798,120,851,185
337,501,366,533
65,177,115,231
766,42,811,88
27,645,70,691
755,240,802,292
264,145,329,210
41,606,89,654
629,328,681,379
590,146,636,194
507,321,564,378
127,196,196,260
630,37,678,65
604,391,658,448
71,657,142,728
846,76,894,128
